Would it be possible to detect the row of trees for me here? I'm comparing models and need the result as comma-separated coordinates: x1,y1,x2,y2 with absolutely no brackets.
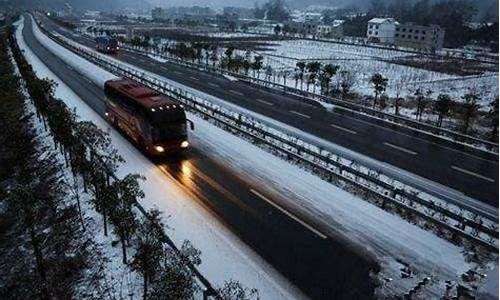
293,61,340,95
124,35,498,141
368,73,498,140
1,26,109,300
10,26,258,300
152,41,268,78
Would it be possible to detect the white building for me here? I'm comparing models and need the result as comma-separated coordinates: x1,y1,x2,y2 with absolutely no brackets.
366,18,397,44
367,18,445,50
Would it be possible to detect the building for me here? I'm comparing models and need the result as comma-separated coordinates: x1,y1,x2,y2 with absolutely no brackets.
366,18,397,44
151,7,165,20
285,20,319,36
317,20,344,38
394,23,444,51
367,18,445,51
151,6,215,22
222,7,253,19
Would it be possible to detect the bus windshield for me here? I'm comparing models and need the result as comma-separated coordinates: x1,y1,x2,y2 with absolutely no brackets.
151,122,187,142
108,39,118,47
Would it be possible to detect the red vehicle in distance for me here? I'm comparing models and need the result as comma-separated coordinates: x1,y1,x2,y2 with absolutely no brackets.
104,79,193,156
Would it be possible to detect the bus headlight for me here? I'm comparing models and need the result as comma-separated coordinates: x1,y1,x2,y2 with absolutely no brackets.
180,141,189,148
154,146,165,153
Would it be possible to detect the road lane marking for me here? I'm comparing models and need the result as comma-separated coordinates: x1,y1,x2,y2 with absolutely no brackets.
173,70,183,75
330,111,497,165
229,90,244,96
208,82,219,87
256,98,273,106
451,166,495,183
249,188,327,239
330,123,357,134
383,142,418,155
289,110,311,119
190,76,199,81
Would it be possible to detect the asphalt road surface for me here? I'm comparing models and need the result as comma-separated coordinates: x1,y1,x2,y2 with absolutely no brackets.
39,16,499,209
23,15,380,300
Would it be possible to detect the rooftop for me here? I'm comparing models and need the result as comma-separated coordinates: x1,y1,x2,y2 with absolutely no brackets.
368,18,396,24
106,79,178,110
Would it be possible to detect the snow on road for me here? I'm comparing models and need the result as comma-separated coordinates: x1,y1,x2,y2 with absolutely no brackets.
33,18,116,89
18,16,305,300
24,15,498,297
188,113,472,294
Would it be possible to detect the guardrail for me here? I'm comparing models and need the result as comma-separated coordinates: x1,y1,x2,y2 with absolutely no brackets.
119,43,499,155
30,19,219,300
44,27,499,253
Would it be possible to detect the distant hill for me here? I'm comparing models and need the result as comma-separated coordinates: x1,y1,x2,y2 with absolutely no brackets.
3,0,497,21
1,0,151,11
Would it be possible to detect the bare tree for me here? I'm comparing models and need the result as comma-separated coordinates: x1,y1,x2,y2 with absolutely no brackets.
338,69,356,99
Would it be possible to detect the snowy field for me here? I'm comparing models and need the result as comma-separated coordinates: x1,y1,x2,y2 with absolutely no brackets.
257,39,499,106
202,32,266,38
24,15,498,298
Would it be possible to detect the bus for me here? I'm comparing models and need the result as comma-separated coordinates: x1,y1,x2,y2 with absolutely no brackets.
96,36,119,54
104,79,193,155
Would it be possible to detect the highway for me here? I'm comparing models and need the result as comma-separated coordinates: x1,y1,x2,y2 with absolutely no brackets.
39,16,499,208
22,15,379,300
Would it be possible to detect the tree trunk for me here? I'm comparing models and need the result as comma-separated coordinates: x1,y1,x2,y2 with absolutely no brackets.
121,236,127,264
74,178,85,231
490,124,498,142
143,273,148,300
438,114,443,127
28,226,50,300
102,198,107,236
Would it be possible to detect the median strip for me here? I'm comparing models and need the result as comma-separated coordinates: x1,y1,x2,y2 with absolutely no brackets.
249,189,327,239
451,166,495,183
383,142,418,155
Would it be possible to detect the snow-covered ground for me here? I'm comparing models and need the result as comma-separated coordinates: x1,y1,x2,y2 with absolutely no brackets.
136,36,499,108
202,32,265,38
17,16,304,300
256,39,499,106
24,15,498,298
